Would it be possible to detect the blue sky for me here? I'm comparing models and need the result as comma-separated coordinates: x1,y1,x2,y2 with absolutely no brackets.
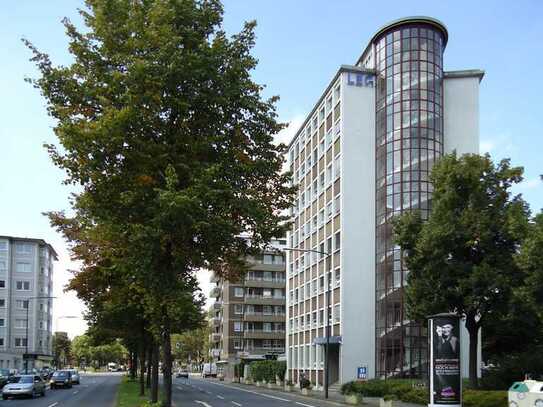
1,1,542,336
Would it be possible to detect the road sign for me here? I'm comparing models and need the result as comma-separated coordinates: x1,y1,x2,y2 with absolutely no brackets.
357,366,367,380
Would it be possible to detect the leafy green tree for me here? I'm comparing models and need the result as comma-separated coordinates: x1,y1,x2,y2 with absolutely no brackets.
71,335,93,367
26,1,294,404
394,153,530,387
52,332,72,368
172,326,210,367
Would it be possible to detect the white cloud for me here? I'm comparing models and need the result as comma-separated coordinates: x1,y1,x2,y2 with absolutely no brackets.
480,140,494,154
518,177,542,190
480,133,516,157
274,115,305,146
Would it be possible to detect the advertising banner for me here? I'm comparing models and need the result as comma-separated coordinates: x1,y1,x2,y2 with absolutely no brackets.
429,314,461,406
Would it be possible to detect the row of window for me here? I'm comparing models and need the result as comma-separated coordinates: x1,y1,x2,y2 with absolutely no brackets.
233,287,285,299
232,339,284,350
288,344,325,370
291,199,340,248
0,299,50,311
289,83,341,164
233,321,285,332
289,232,341,276
289,268,340,304
232,304,285,315
0,318,50,329
289,304,341,333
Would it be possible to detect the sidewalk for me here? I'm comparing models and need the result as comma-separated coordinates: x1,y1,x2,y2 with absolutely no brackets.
211,378,423,407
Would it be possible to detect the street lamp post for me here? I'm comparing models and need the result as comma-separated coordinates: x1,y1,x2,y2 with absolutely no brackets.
284,247,332,399
25,296,56,373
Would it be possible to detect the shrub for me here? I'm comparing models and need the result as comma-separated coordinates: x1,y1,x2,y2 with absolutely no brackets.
249,360,285,383
300,376,311,389
481,348,543,390
463,390,507,407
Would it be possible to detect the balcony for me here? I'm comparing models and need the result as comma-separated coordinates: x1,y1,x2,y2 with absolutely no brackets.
244,277,286,288
244,295,285,306
213,301,222,310
210,272,220,283
211,333,221,342
210,286,221,298
246,347,285,354
243,330,285,340
244,312,285,322
212,316,221,327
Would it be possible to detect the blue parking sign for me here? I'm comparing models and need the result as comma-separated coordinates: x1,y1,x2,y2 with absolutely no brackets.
357,366,367,380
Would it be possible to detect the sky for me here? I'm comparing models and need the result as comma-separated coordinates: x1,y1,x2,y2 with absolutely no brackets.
0,1,542,338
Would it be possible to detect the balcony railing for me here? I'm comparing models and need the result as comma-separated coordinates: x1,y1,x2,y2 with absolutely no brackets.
244,311,285,316
245,295,286,300
245,277,286,283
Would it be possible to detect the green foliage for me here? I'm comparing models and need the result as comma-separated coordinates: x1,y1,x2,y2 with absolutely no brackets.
172,328,209,365
249,360,285,383
52,332,72,368
394,153,530,385
26,0,295,405
72,335,128,368
341,380,505,406
480,347,543,390
463,389,507,407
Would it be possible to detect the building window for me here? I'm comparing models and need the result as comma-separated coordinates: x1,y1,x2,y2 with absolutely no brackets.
234,304,243,315
15,244,32,255
0,319,4,327
15,319,27,329
233,339,242,350
0,338,4,347
15,262,32,273
14,338,27,347
0,261,6,271
0,299,4,308
0,281,5,289
16,281,30,291
234,322,243,332
0,242,7,252
16,300,29,309
334,232,341,251
263,254,273,264
335,269,341,286
334,304,341,323
234,287,244,297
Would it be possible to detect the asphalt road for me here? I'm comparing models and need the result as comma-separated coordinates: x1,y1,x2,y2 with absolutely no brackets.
1,372,121,407
172,376,341,407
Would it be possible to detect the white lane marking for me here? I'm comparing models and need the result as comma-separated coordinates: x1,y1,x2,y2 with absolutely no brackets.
177,386,184,391
48,403,59,407
195,401,213,407
232,402,242,407
200,379,292,402
217,395,225,399
296,402,316,407
73,390,79,394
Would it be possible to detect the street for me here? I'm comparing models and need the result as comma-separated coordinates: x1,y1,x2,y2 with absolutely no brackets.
172,376,341,407
1,373,121,407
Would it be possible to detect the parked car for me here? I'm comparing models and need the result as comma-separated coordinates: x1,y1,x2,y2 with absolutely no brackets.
176,368,189,378
107,362,118,372
49,370,73,389
0,368,12,387
2,375,46,399
68,369,80,384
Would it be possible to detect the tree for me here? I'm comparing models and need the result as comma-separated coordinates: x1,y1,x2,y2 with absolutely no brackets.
71,335,93,367
52,332,72,368
394,153,529,387
26,1,294,405
172,326,210,368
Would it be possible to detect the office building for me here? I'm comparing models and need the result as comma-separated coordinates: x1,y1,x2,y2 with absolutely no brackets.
0,236,57,370
209,239,287,379
285,16,482,386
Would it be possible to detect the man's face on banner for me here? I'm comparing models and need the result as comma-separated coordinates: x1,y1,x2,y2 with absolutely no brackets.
442,324,453,338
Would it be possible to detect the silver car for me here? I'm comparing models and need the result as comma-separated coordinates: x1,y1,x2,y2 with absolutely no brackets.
2,374,46,399
68,369,80,384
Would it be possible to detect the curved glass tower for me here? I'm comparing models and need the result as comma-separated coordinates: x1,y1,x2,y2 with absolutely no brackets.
374,18,447,378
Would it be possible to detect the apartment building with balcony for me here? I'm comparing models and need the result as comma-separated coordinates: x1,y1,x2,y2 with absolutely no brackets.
0,236,57,370
209,239,287,379
286,16,482,387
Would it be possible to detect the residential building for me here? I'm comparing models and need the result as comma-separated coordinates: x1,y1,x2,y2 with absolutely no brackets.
286,16,482,386
209,239,287,379
0,236,57,370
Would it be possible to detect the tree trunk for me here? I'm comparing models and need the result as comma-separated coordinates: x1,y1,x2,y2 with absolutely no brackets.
465,315,480,388
162,317,173,407
151,342,159,403
130,351,136,380
146,344,152,389
139,345,146,396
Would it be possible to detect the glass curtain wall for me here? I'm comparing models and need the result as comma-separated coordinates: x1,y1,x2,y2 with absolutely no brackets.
374,23,445,378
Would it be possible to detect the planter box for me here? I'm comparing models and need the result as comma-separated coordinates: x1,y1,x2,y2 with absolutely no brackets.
345,394,362,405
256,381,263,387
301,388,312,396
379,399,396,407
284,385,294,392
267,382,275,389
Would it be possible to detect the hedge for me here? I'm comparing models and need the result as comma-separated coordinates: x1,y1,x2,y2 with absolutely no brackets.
341,380,507,406
249,360,286,383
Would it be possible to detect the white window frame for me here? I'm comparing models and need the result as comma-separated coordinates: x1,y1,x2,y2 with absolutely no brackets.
15,262,32,273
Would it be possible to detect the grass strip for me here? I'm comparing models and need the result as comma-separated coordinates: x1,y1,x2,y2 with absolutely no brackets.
116,375,163,407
